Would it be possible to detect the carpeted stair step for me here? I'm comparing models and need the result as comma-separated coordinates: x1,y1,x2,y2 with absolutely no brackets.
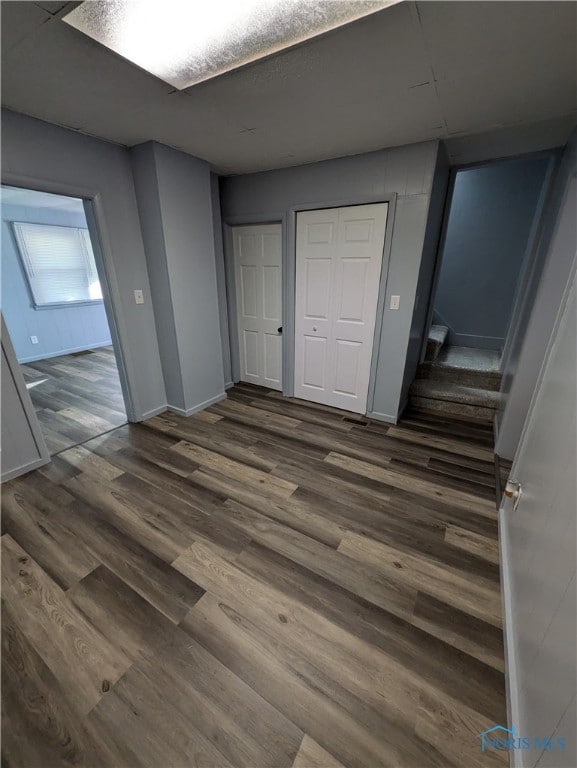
424,325,449,362
416,362,502,391
409,380,501,423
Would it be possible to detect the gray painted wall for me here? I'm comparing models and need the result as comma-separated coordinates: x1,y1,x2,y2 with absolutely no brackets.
496,131,577,459
500,264,576,768
131,143,184,410
221,141,440,421
1,109,166,428
434,155,551,350
132,142,225,414
1,202,111,363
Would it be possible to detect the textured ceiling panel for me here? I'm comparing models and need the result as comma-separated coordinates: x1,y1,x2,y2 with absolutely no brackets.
436,65,577,137
416,1,577,83
1,2,50,54
63,0,396,89
34,2,71,15
1,1,576,173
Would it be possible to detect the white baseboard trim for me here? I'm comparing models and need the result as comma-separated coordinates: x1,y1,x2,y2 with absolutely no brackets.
139,404,168,421
224,380,234,390
167,392,226,417
498,505,523,766
366,410,398,424
17,340,113,364
1,455,50,483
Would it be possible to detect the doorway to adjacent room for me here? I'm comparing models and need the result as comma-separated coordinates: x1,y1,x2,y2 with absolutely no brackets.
1,184,128,455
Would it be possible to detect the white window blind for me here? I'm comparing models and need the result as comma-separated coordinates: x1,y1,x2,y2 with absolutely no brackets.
12,221,103,307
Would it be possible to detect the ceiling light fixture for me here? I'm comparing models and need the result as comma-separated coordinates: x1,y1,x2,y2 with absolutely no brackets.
63,0,400,90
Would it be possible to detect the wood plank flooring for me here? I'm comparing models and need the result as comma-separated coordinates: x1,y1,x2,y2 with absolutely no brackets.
1,383,507,768
20,346,126,455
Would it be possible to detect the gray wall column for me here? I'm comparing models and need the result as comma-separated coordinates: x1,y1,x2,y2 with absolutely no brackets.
131,142,225,415
496,131,577,459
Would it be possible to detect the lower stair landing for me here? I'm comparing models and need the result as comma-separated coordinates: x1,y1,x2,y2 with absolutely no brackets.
435,346,501,374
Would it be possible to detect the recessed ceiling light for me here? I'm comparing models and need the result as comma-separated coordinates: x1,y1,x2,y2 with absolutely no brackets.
63,0,400,90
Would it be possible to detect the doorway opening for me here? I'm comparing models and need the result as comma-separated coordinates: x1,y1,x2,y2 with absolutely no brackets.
410,153,553,422
1,185,127,455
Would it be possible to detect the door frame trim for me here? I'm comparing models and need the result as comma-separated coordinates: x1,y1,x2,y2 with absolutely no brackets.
1,172,136,423
222,193,396,409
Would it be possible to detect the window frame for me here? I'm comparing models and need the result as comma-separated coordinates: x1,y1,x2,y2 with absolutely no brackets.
10,220,105,311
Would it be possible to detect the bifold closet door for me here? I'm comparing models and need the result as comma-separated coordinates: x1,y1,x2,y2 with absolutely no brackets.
294,203,388,413
233,224,282,391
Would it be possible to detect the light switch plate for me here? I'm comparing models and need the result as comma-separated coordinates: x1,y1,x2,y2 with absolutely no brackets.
390,295,400,310
30,335,39,344
134,289,144,305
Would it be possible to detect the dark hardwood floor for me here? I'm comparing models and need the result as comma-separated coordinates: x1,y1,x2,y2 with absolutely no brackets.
20,346,127,455
1,384,507,768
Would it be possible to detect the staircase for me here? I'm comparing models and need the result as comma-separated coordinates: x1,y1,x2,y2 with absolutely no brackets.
409,325,502,423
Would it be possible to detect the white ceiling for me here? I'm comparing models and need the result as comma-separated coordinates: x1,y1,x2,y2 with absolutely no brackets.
1,185,86,215
2,1,576,174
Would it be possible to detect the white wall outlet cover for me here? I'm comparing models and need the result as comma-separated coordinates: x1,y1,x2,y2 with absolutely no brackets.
30,335,39,344
389,295,400,310
134,289,144,304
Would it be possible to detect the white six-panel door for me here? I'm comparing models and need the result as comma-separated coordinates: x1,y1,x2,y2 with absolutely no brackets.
233,224,283,391
294,203,388,413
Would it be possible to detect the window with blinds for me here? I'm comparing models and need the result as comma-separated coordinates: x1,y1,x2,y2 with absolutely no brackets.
12,222,103,308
